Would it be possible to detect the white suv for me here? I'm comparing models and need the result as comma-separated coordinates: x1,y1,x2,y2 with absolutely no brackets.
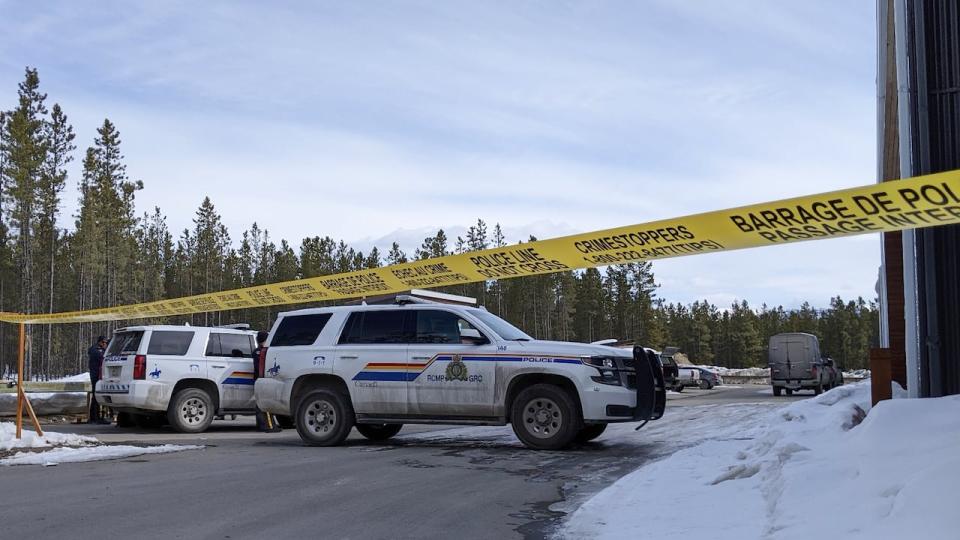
95,325,258,432
255,300,665,450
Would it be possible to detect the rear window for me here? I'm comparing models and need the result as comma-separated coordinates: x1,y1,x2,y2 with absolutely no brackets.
147,331,195,356
106,331,143,355
271,313,333,346
339,311,409,344
206,333,255,357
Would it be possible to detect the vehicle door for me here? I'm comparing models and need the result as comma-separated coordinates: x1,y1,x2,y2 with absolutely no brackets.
337,310,410,416
784,338,810,381
407,309,498,417
207,332,257,411
100,330,146,394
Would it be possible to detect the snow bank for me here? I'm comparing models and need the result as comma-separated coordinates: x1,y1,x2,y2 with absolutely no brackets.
52,372,91,383
0,444,201,466
1,421,201,466
0,421,96,451
562,382,959,540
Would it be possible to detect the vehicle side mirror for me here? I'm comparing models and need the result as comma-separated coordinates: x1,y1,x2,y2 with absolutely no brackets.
460,328,488,345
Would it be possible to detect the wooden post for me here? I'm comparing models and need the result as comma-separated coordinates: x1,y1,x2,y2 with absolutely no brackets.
870,348,894,406
15,322,24,439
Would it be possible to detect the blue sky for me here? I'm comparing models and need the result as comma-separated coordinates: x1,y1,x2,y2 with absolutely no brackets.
0,1,879,309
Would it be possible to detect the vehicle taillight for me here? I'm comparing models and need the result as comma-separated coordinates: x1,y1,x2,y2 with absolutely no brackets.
133,355,147,380
258,347,268,378
811,366,818,377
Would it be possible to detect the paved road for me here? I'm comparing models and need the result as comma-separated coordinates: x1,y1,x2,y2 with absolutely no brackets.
0,385,808,539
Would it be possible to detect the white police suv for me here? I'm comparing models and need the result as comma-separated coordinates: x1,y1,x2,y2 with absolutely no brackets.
95,325,259,433
255,295,665,450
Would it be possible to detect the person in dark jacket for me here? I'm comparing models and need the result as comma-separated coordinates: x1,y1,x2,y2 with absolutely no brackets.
87,336,109,424
253,331,280,432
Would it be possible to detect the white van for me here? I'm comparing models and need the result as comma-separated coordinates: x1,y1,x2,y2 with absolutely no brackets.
96,325,258,432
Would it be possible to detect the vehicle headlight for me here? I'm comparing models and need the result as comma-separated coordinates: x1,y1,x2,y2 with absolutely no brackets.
582,356,618,369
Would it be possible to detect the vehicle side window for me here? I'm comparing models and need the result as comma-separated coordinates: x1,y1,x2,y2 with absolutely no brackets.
205,334,222,357
206,333,254,357
221,333,254,358
106,331,143,355
414,310,478,344
339,311,409,344
272,313,333,346
147,331,194,356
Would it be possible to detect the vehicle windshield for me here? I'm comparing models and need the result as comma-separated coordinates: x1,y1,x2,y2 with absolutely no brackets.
468,309,532,341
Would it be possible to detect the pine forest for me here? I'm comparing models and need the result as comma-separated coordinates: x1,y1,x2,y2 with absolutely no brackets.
0,69,880,379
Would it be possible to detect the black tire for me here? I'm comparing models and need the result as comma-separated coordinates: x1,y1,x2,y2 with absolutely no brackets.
786,389,794,396
574,423,607,443
356,423,403,441
295,388,355,446
276,415,296,429
699,380,713,390
510,383,580,450
116,411,137,427
814,384,822,395
773,386,782,397
167,387,216,433
675,385,684,393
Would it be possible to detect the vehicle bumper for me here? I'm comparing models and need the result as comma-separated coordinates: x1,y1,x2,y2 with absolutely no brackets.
581,385,640,421
772,379,819,389
255,378,292,416
95,380,172,412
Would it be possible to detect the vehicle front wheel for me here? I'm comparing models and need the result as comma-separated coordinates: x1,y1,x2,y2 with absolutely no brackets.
295,388,355,446
674,385,684,393
699,380,713,390
167,388,215,433
356,423,403,441
511,384,580,450
773,386,782,397
574,423,607,443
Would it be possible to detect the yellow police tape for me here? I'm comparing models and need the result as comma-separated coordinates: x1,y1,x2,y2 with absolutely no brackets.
3,170,960,324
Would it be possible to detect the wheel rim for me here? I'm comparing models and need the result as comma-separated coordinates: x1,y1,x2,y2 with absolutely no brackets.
180,397,208,425
521,397,563,439
303,398,337,436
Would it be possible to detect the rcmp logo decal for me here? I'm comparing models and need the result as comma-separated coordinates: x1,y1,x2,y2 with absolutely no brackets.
445,355,469,381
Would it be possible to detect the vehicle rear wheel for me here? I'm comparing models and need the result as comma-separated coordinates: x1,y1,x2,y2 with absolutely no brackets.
167,388,215,433
295,388,355,446
773,386,782,397
510,384,580,450
574,423,607,443
814,384,823,395
356,423,403,441
786,389,793,396
699,380,713,390
674,385,684,393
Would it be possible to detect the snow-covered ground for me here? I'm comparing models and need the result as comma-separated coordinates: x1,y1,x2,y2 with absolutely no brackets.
562,382,959,540
700,365,870,379
0,421,200,466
